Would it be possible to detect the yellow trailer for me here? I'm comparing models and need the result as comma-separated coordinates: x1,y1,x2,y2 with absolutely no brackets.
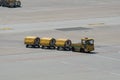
24,36,40,48
55,39,72,51
40,37,56,49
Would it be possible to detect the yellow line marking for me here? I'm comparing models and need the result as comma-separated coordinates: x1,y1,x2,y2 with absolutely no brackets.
88,23,105,26
0,27,13,30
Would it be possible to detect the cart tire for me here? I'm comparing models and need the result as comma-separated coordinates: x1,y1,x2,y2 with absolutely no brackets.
26,45,29,48
72,47,75,52
41,46,44,49
16,1,21,7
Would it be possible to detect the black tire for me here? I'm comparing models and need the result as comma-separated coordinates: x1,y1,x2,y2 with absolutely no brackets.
87,51,90,53
8,2,15,8
49,46,55,49
16,1,21,7
72,47,75,52
26,44,29,48
1,1,6,7
47,46,50,49
64,47,70,51
34,45,40,48
37,45,40,48
41,46,44,49
52,46,55,49
80,48,85,53
0,1,1,6
32,45,35,48
14,1,18,7
57,47,60,50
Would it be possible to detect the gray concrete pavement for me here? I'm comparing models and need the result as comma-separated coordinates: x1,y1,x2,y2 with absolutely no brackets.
0,25,120,80
0,16,120,33
0,0,120,80
0,46,120,80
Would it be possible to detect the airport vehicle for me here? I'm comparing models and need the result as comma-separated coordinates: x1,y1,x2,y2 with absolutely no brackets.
24,36,40,48
24,36,94,53
40,37,56,49
0,0,21,7
71,38,94,53
55,39,72,51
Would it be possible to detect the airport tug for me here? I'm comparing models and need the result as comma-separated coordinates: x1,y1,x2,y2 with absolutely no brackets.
71,38,94,53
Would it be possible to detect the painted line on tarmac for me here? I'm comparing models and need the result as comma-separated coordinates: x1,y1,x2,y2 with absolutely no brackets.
88,23,105,26
0,27,13,30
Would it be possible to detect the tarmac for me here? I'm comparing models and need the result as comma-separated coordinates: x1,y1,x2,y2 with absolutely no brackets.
0,0,120,80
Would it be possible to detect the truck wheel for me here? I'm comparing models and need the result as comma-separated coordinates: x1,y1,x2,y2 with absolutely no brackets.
80,48,85,53
84,50,90,53
87,51,90,53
